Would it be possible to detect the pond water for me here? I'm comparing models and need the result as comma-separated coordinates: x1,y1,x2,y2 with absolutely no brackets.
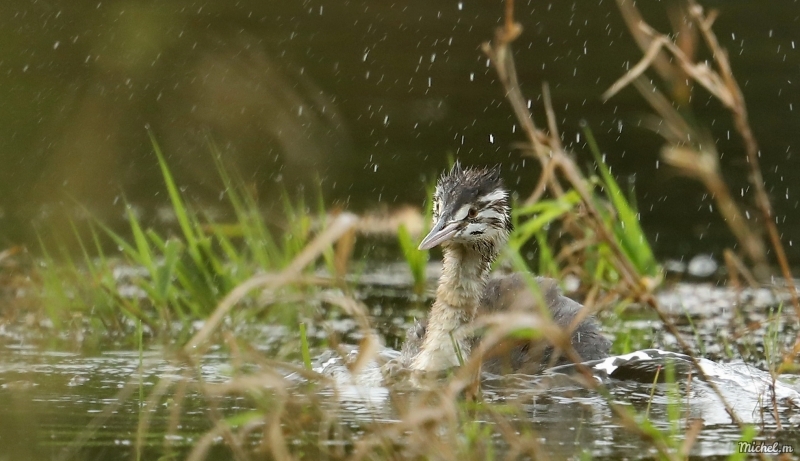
2,267,799,460
3,1,800,458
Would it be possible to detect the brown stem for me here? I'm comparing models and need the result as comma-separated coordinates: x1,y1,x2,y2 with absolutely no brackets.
686,0,800,357
483,0,751,440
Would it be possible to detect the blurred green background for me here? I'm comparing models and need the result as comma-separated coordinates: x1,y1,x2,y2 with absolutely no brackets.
1,0,798,263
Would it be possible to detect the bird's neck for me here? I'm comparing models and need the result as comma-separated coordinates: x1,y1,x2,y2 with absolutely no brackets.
410,243,495,372
436,244,492,310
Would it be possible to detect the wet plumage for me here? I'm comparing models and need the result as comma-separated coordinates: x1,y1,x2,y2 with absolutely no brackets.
405,163,610,373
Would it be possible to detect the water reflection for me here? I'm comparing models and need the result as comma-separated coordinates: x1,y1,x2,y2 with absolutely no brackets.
4,276,799,460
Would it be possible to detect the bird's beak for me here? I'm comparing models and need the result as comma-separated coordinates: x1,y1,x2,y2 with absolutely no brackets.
418,218,460,250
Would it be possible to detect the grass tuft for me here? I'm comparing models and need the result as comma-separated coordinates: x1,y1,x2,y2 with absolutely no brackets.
36,135,330,343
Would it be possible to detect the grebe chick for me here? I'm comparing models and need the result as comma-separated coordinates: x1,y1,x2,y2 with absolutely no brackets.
405,163,610,373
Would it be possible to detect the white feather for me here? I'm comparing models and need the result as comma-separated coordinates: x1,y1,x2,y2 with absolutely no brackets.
479,189,507,203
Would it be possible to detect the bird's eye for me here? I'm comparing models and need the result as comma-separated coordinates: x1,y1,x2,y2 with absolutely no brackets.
468,207,478,219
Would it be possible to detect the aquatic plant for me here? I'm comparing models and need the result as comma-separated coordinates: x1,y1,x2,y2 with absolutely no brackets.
477,0,796,457
36,134,336,343
397,224,428,295
15,1,797,461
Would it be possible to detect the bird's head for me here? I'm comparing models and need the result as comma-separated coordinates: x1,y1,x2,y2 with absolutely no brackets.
418,162,512,252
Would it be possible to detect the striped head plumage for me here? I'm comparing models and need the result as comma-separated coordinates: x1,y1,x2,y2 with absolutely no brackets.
418,162,512,256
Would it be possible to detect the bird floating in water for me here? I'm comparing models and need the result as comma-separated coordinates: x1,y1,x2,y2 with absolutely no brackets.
403,163,610,374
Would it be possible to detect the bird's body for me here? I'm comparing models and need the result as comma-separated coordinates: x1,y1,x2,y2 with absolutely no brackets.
404,163,610,373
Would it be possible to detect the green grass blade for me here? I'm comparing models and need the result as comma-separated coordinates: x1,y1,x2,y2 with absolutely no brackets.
147,129,199,251
397,224,428,293
512,192,580,251
582,123,658,277
299,322,312,370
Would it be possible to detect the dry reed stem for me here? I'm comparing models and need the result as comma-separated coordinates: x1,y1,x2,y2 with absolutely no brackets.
493,410,548,461
56,378,140,461
723,249,760,290
186,423,232,461
468,310,677,458
615,0,687,90
353,399,461,460
481,0,757,454
523,155,558,206
334,226,357,278
610,0,799,413
679,418,704,457
606,0,787,435
178,212,360,461
607,23,769,272
135,375,175,455
661,144,767,267
318,291,382,375
196,376,252,461
184,212,359,354
467,310,601,383
609,1,800,327
630,78,694,144
165,372,190,451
